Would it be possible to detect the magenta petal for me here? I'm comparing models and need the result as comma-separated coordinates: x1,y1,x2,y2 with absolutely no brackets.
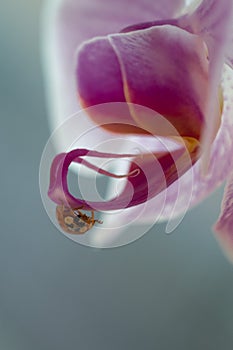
110,25,209,138
76,25,209,138
77,38,125,106
48,138,199,212
214,172,233,263
48,149,144,209
77,40,158,134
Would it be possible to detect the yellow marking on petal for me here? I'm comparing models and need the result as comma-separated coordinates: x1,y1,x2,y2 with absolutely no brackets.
170,136,200,153
219,85,224,118
161,136,200,187
78,90,149,134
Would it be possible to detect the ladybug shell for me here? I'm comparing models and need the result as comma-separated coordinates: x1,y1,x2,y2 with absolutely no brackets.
56,205,93,234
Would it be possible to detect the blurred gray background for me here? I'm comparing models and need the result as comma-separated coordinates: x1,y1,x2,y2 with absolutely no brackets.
1,1,233,349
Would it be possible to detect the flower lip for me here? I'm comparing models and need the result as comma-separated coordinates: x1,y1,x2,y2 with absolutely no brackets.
48,137,200,213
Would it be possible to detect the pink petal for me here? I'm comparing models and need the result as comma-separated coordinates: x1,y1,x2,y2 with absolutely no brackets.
77,25,209,139
214,171,233,263
110,25,209,139
186,0,233,165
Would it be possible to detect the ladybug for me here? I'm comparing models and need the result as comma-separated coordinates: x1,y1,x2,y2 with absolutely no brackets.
56,205,103,234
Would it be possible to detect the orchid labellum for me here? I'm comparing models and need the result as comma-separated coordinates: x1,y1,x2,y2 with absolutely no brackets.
42,0,233,257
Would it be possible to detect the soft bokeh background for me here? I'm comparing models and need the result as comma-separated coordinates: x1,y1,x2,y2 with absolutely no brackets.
1,1,233,349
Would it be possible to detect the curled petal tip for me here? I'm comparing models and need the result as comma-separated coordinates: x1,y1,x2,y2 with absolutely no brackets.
48,135,199,215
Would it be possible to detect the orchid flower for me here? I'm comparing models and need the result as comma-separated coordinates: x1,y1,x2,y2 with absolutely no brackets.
42,0,233,257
